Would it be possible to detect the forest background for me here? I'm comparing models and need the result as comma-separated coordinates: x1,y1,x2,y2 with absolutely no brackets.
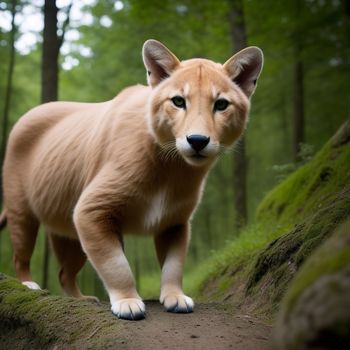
0,0,349,300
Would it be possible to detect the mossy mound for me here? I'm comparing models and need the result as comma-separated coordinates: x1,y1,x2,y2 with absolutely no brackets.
257,119,350,227
194,119,350,320
246,186,350,310
0,274,122,349
272,220,350,350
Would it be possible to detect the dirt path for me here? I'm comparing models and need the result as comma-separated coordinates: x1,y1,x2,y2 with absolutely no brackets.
110,301,271,350
0,276,272,350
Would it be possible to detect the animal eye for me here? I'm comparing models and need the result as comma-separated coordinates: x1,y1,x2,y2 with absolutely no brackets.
214,98,229,112
171,96,186,109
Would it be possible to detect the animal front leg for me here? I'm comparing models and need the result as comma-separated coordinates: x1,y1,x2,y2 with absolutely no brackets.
155,223,194,313
102,249,145,320
74,203,145,320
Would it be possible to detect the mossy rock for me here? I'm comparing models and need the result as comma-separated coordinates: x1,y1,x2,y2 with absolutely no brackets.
247,186,350,299
272,220,350,350
0,274,123,349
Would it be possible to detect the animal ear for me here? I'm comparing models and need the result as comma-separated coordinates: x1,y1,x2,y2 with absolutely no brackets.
142,39,180,87
223,46,264,98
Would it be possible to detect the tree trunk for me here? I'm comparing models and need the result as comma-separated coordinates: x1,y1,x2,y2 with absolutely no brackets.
203,202,212,249
292,0,305,162
1,0,17,202
292,59,305,162
41,0,60,103
228,0,248,230
0,0,17,267
232,139,248,229
41,0,60,289
133,240,140,290
344,0,350,21
42,235,50,289
228,0,247,52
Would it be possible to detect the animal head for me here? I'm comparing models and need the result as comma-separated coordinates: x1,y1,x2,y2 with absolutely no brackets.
143,39,263,167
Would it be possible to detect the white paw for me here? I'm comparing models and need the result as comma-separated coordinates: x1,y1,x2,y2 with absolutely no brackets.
161,293,194,313
22,281,41,290
111,298,145,320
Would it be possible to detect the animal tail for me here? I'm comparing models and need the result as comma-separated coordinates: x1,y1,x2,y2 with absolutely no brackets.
0,209,7,231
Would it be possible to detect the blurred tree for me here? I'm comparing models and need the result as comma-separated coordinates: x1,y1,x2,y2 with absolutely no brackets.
1,0,18,202
41,0,71,102
41,0,72,289
228,0,248,230
292,0,305,162
0,0,17,267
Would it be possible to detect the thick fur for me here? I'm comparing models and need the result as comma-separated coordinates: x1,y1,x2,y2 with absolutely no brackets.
1,40,263,320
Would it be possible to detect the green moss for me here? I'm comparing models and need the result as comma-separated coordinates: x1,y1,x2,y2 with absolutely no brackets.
0,273,123,349
193,119,350,321
216,276,231,293
257,128,350,227
0,277,26,292
246,224,303,290
243,185,350,317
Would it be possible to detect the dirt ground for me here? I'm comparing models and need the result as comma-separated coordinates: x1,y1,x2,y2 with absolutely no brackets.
0,275,272,350
110,301,271,350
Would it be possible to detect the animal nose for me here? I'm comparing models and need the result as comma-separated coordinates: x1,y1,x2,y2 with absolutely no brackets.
186,134,210,152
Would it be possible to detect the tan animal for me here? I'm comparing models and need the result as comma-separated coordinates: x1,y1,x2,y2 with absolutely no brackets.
1,40,263,320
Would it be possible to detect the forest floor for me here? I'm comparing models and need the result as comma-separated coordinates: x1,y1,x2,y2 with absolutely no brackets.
109,301,271,350
0,274,273,350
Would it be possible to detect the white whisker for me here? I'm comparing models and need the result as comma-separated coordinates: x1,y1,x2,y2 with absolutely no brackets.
158,140,182,163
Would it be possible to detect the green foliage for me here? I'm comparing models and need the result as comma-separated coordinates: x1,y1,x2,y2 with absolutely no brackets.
271,143,315,182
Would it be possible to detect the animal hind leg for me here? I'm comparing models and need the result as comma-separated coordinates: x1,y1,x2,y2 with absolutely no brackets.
49,233,98,302
7,209,40,289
